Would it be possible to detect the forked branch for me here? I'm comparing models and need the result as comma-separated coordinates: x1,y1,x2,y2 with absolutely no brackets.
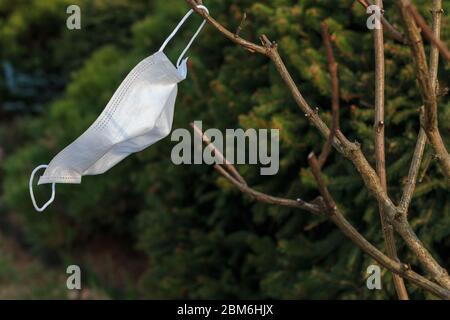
190,123,322,215
186,0,450,293
396,0,450,182
400,1,443,214
191,123,450,298
406,3,450,62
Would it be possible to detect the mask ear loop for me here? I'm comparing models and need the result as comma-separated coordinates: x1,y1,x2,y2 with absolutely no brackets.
29,164,56,212
158,5,209,68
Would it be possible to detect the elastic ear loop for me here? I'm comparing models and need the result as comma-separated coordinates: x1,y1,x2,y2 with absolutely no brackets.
158,5,209,68
29,164,56,212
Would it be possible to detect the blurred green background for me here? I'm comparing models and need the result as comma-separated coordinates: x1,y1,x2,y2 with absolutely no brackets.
0,0,449,299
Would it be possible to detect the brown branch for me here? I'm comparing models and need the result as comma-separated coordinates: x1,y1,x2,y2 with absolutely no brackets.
196,121,450,298
223,152,450,298
400,0,442,215
374,0,387,202
190,123,321,215
186,0,266,54
186,0,450,291
235,12,247,37
428,1,443,87
186,2,340,150
307,152,450,299
190,122,247,185
419,152,432,183
407,3,450,63
257,11,450,289
318,22,340,168
396,0,450,182
373,0,408,300
357,0,408,44
308,153,337,213
399,127,427,215
213,164,322,215
400,0,444,217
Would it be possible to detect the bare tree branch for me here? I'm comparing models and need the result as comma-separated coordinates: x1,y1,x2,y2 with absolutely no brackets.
307,153,338,214
213,164,322,214
357,0,408,44
187,0,266,54
374,0,387,205
235,12,247,37
318,22,340,168
306,152,450,299
419,152,432,183
396,0,450,182
190,123,322,214
407,3,450,62
195,122,450,298
400,1,442,215
186,0,450,290
373,0,409,300
428,1,443,86
191,122,247,185
399,127,427,214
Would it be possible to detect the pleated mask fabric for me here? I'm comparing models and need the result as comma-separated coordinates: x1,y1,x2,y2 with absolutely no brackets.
29,5,209,212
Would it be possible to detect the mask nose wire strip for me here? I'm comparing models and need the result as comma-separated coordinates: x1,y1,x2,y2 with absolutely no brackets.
29,164,56,212
158,5,209,68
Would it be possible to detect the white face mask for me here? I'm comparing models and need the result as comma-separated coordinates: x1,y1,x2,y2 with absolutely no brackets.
29,5,209,212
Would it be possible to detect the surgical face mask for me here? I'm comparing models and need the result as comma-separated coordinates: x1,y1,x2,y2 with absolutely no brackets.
29,5,209,212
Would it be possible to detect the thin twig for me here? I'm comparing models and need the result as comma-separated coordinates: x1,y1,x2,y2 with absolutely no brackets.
213,164,322,214
428,0,443,87
190,122,247,185
400,128,427,214
406,3,450,62
374,0,387,196
191,124,321,214
318,22,340,168
397,0,450,182
235,12,247,37
418,151,432,183
308,153,337,213
373,0,408,300
400,0,442,214
187,0,265,54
